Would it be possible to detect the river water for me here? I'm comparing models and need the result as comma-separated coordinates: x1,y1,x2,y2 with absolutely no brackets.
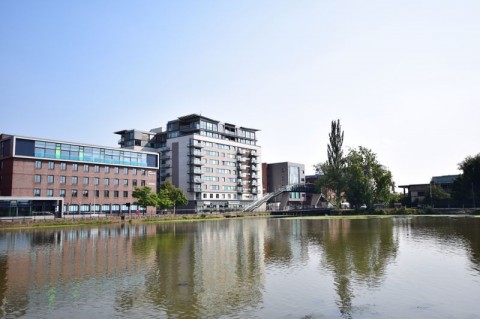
0,216,479,318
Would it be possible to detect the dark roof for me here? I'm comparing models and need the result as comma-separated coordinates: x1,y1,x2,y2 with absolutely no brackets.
431,175,459,185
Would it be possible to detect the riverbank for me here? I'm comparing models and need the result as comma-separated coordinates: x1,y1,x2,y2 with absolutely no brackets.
1,208,478,230
0,211,271,230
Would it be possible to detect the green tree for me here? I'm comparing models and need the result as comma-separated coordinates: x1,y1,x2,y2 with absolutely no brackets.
452,153,480,208
423,184,452,208
314,119,346,207
343,146,395,209
132,186,159,213
158,181,188,214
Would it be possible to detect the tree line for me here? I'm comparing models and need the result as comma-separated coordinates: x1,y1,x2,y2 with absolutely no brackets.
316,119,479,210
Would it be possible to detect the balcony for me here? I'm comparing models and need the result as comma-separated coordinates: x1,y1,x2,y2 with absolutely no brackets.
188,187,202,192
188,160,202,166
190,177,202,184
188,142,203,148
189,150,203,157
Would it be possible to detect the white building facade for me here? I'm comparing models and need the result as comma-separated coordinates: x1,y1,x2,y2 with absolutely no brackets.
116,114,262,212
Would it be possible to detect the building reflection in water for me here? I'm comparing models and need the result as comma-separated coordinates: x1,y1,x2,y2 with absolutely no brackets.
0,220,267,318
0,217,478,318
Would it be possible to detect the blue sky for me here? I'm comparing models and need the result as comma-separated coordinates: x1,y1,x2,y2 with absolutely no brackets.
2,0,479,187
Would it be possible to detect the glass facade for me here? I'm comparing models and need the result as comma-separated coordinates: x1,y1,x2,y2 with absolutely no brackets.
14,138,158,168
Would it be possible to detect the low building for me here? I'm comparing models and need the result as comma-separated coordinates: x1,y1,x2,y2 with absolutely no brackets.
264,162,306,210
0,134,159,217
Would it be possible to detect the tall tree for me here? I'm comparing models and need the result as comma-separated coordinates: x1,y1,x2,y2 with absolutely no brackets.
132,186,159,213
315,119,346,207
158,181,188,214
452,153,480,208
343,146,395,209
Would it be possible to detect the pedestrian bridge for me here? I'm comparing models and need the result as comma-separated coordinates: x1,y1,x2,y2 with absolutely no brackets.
243,183,325,212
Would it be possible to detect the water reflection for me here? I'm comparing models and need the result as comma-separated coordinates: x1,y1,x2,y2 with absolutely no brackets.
402,216,480,272
0,216,478,318
317,218,399,318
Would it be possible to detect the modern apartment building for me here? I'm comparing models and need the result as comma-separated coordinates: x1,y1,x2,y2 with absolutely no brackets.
115,114,262,212
0,134,159,217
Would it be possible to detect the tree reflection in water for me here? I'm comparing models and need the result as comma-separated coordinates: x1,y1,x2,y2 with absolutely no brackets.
318,218,398,318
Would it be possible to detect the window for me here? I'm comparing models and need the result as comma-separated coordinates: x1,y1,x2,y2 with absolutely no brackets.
132,179,137,187
83,190,89,197
94,165,100,173
48,161,54,169
35,161,42,169
104,178,109,185
94,177,99,185
141,169,146,175
58,176,65,184
105,166,110,173
141,180,146,186
114,167,119,174
123,191,128,198
104,190,110,198
72,189,78,197
72,176,78,184
123,167,128,175
114,191,119,198
83,177,89,185
47,189,53,197
59,189,66,197
34,175,41,183
61,162,67,170
94,190,99,197
83,164,89,172
47,175,54,184
132,168,137,175
203,194,207,198
34,189,41,196
72,163,78,171
123,179,128,186
114,178,119,185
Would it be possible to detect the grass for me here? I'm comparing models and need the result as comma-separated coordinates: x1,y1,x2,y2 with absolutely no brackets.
0,211,271,230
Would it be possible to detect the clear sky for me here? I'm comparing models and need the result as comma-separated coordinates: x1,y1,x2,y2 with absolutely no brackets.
1,0,479,188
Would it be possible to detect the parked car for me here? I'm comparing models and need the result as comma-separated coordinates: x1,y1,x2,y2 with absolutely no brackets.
360,204,367,209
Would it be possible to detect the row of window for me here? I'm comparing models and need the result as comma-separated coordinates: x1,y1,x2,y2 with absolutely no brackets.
34,161,151,175
32,140,154,167
201,193,238,199
202,176,239,183
195,140,258,153
33,175,146,186
33,188,130,198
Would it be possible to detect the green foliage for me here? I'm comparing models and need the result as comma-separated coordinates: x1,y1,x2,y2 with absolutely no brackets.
452,153,480,208
315,119,346,207
158,181,188,213
315,120,395,209
344,147,395,209
132,186,159,209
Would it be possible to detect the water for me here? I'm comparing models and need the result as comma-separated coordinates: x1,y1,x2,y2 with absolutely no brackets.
0,216,479,318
